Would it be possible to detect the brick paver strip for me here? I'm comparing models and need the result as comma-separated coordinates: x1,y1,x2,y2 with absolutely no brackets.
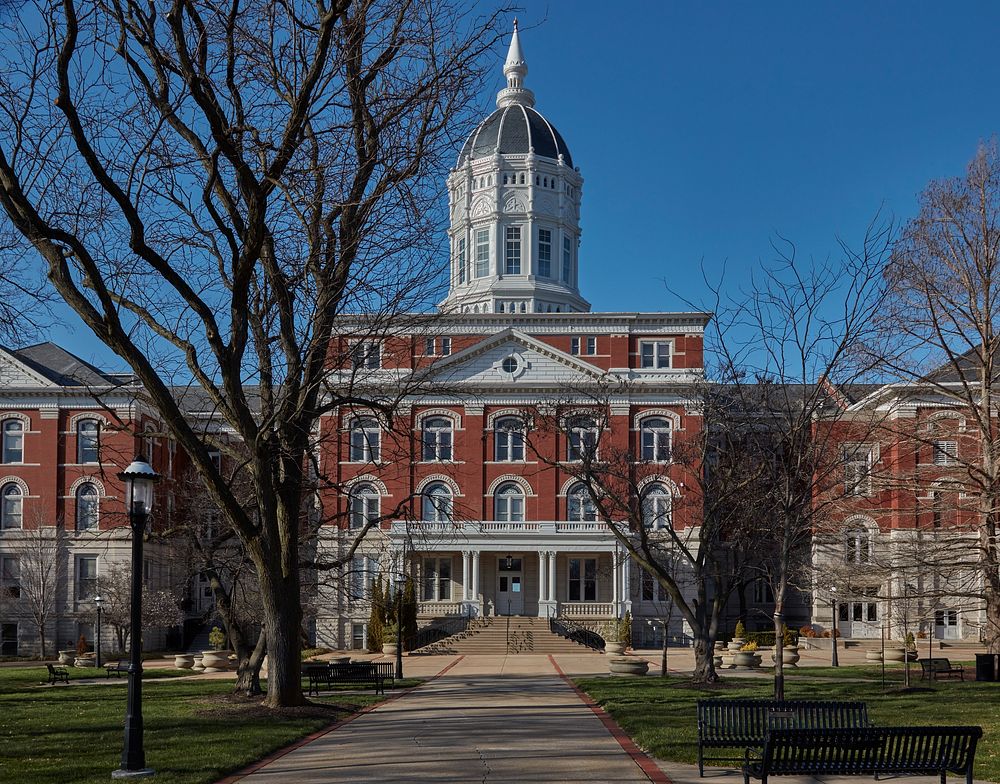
215,655,465,784
549,654,673,784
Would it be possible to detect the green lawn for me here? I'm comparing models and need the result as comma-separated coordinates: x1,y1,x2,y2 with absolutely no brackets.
0,666,418,784
575,670,1000,782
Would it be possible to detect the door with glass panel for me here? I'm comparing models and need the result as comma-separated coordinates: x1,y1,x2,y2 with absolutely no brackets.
497,557,523,615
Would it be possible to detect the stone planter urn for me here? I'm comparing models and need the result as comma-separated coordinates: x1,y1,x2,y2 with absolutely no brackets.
608,656,649,676
604,641,625,656
733,651,761,668
771,646,801,667
74,655,96,668
330,655,351,665
200,650,230,672
728,638,745,652
382,643,398,657
884,647,906,662
58,650,75,666
720,650,737,669
174,654,195,670
192,655,205,672
865,649,883,663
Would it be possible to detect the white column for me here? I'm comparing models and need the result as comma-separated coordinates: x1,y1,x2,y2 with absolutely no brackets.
548,551,557,605
472,551,481,602
622,555,633,614
538,551,547,604
462,551,471,600
612,553,620,609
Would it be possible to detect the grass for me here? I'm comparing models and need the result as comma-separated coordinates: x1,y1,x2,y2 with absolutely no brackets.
575,669,1000,782
0,665,420,784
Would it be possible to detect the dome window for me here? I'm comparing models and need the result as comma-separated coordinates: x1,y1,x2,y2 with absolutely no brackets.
519,173,525,184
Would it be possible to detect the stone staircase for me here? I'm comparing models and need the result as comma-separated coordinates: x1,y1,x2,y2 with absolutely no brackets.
415,616,597,655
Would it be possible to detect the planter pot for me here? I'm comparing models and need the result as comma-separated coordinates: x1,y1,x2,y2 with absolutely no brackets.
733,651,761,668
713,653,723,668
771,646,801,667
885,647,906,662
865,650,883,662
200,650,230,672
728,638,745,652
74,655,95,668
174,654,195,670
604,641,625,656
382,643,398,657
329,655,351,665
58,650,75,666
905,649,918,661
192,655,205,672
720,651,737,669
608,656,649,676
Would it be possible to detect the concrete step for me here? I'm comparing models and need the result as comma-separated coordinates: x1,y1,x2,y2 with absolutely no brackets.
415,617,598,655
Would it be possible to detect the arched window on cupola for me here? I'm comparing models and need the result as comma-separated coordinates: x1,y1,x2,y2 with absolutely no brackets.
498,303,504,313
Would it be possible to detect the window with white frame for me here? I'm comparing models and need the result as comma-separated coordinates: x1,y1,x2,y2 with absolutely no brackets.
422,556,452,601
421,482,453,522
76,555,98,601
441,337,452,356
570,336,596,356
351,341,381,370
349,483,380,530
425,337,436,356
143,425,155,461
932,440,958,466
494,482,525,522
457,237,467,284
494,417,525,461
641,483,672,529
567,416,599,461
567,482,597,522
421,417,453,461
2,419,23,464
349,417,381,462
537,228,552,277
0,555,19,599
640,569,667,602
845,526,872,564
639,418,672,462
562,236,573,283
475,228,490,277
843,443,875,496
568,557,597,601
1,483,22,529
75,482,99,531
505,226,522,275
639,340,671,369
349,555,379,601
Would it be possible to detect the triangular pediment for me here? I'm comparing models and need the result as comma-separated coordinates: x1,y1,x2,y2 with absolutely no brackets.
428,329,610,388
0,347,59,388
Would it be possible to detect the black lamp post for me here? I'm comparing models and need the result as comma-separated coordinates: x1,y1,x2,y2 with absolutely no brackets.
830,586,840,667
113,457,159,780
95,595,103,669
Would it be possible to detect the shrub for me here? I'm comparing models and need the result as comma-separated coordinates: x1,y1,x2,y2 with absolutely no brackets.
905,631,915,648
734,620,747,639
76,635,89,655
916,630,927,639
383,622,399,643
740,640,759,652
799,624,817,638
367,579,384,652
301,647,332,660
208,626,226,649
782,624,797,647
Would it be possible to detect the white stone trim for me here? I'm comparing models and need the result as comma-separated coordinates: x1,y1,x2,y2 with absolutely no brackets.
842,514,878,533
0,412,30,426
558,476,591,497
414,409,462,430
415,474,462,496
68,412,111,429
486,474,535,497
924,410,967,432
68,476,107,496
636,475,681,496
486,409,533,428
0,475,29,494
344,474,391,497
632,409,681,429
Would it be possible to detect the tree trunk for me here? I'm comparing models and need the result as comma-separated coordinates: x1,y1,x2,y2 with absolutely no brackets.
38,626,47,659
257,552,304,708
982,519,1000,653
235,631,267,696
691,631,718,683
773,610,784,700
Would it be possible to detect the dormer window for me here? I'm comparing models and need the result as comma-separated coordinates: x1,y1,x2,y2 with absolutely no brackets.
505,227,521,275
475,229,490,278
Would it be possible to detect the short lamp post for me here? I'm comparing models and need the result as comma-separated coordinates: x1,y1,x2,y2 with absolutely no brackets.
95,595,103,669
113,457,160,780
830,586,840,668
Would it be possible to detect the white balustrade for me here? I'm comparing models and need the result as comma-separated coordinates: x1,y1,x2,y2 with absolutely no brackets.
560,602,615,618
417,602,464,616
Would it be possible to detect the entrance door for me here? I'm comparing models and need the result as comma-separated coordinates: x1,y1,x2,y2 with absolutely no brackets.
497,557,523,615
935,609,959,640
838,593,880,638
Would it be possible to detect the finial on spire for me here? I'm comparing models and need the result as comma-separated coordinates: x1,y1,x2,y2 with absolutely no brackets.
497,19,535,108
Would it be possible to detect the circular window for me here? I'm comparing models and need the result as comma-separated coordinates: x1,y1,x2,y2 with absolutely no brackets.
501,357,518,374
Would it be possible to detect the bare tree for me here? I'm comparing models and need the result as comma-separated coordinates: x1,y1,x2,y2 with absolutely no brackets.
0,1,508,706
97,564,183,652
15,525,63,658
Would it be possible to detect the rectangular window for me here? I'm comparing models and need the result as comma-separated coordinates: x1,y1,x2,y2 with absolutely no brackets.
932,441,958,466
2,421,23,464
441,337,452,356
475,229,490,278
0,623,16,656
562,236,572,283
349,556,378,601
585,336,597,355
422,557,452,601
77,420,99,464
351,623,366,651
752,579,774,604
538,228,552,277
843,443,875,496
0,555,19,599
425,337,436,356
570,337,580,355
457,238,467,284
568,558,597,602
640,569,666,602
639,340,671,369
76,556,98,601
505,226,521,275
351,340,381,370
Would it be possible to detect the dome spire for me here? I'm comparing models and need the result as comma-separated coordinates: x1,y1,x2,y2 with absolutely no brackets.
497,19,535,108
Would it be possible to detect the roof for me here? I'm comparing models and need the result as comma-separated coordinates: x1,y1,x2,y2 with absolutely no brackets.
9,342,133,387
457,105,573,167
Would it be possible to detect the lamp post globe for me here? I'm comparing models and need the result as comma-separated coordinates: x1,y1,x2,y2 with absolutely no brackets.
113,456,160,779
94,595,103,669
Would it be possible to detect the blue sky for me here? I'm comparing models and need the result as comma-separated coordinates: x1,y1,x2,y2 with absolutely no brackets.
43,1,1000,369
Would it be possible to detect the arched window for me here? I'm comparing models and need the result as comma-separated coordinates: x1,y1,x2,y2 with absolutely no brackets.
421,417,453,461
494,482,525,522
349,483,380,530
494,417,525,461
641,483,672,530
75,482,99,531
349,417,380,462
845,526,872,564
1,483,22,529
2,419,23,463
567,482,597,522
77,419,99,464
567,416,599,461
422,482,454,523
639,418,672,462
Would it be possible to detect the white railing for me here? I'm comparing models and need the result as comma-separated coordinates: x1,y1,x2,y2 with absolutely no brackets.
417,602,465,616
479,521,541,532
392,520,610,535
554,522,607,533
560,602,616,619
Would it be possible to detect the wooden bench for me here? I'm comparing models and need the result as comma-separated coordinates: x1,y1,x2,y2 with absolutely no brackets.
105,661,129,678
697,699,871,777
743,725,982,784
45,663,69,685
303,661,388,696
920,657,965,681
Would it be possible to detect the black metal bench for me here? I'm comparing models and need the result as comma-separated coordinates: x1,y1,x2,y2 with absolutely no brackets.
303,661,389,696
697,699,871,776
743,725,982,784
920,657,965,681
105,661,129,678
45,663,69,685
